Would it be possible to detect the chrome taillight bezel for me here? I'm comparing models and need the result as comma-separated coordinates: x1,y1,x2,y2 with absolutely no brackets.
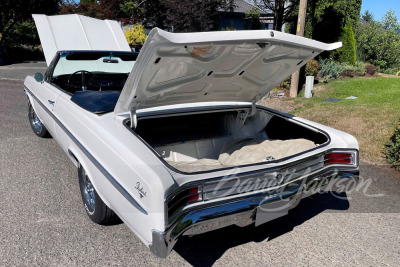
324,150,358,166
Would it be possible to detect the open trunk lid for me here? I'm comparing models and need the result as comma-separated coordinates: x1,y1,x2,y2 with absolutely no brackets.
115,28,341,126
32,14,131,66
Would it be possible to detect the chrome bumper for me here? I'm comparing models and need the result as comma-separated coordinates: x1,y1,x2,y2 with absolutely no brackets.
150,168,359,258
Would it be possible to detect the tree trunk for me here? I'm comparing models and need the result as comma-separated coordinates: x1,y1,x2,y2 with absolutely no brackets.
275,12,284,31
273,10,278,30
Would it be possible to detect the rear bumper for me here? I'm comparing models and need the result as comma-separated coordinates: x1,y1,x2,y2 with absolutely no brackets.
149,168,359,258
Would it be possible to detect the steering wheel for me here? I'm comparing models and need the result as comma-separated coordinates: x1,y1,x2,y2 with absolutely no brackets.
68,70,100,91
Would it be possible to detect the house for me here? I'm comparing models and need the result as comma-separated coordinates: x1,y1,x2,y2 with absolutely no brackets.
216,0,274,30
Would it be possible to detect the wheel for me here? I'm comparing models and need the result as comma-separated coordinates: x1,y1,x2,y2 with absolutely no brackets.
28,101,49,138
78,165,118,224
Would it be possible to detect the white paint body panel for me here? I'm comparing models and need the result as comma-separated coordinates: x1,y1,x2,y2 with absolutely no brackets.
32,14,131,65
24,18,356,250
25,73,358,247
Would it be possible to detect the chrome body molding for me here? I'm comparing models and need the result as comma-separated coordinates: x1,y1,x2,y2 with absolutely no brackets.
24,86,148,215
149,168,359,258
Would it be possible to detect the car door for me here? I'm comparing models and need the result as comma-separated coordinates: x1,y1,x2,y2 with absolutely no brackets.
34,81,62,139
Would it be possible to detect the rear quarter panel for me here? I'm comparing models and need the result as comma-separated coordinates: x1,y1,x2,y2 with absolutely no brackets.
291,116,359,150
53,93,176,245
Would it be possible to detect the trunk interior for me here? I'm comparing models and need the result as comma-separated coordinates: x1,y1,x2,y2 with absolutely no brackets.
134,108,328,173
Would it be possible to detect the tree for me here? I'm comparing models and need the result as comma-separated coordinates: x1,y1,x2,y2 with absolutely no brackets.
98,0,127,20
4,21,40,47
0,0,60,43
355,10,400,70
120,0,167,28
337,23,356,65
285,0,362,49
361,10,374,22
256,0,299,31
221,0,236,12
245,7,263,30
382,9,400,31
59,1,105,19
163,0,224,32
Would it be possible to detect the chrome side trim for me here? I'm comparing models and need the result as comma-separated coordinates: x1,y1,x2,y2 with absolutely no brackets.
24,86,148,215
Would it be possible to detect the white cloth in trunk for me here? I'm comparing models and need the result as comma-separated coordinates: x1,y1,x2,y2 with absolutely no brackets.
167,158,223,172
218,138,315,166
167,138,315,172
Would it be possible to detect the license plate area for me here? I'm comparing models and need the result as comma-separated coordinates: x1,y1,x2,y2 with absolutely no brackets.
255,199,290,227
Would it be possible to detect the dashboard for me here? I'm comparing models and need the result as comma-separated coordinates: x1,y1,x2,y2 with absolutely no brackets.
52,73,129,94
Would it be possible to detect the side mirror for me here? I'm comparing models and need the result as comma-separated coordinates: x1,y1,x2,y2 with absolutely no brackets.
34,72,44,83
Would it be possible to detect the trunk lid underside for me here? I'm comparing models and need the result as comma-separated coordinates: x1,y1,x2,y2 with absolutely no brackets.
115,28,341,119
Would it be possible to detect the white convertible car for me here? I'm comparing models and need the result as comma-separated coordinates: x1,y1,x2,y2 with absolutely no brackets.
25,14,359,258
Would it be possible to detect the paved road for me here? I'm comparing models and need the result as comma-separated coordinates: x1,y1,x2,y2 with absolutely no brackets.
0,62,47,80
0,68,399,266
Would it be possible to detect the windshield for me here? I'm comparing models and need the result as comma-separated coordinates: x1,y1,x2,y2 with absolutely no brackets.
53,52,138,77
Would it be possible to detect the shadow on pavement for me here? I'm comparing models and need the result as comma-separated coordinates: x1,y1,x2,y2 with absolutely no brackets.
174,192,349,266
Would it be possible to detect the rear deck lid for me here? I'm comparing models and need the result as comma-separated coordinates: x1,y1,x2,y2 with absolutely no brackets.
32,14,131,65
115,28,341,117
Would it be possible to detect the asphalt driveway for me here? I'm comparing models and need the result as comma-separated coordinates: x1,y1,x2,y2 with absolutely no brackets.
0,66,399,266
0,61,47,80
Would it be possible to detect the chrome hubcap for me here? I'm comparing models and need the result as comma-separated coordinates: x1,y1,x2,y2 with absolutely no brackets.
83,171,95,212
30,107,42,132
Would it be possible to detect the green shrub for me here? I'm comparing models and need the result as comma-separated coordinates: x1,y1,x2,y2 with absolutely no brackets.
383,68,399,75
319,59,343,82
337,23,356,65
244,7,263,30
340,62,366,77
124,24,147,46
397,70,400,76
385,121,400,171
305,60,320,77
365,63,379,75
275,75,291,90
355,61,367,76
372,60,387,71
5,46,44,63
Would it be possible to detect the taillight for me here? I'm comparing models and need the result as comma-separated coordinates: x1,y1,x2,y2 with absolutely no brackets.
324,152,354,165
187,187,200,203
168,186,202,218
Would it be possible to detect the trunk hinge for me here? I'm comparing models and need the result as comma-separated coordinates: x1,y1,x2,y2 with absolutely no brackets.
249,99,257,117
237,99,258,129
130,109,137,129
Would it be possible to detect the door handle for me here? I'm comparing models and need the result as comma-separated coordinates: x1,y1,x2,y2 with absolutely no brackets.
48,100,55,105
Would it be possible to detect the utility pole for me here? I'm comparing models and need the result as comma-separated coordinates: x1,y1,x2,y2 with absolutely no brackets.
290,0,308,98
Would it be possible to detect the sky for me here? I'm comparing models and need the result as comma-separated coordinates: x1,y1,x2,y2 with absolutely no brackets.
361,0,400,20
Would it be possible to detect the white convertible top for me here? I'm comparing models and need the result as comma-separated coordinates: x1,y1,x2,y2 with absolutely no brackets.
32,14,131,65
115,28,341,118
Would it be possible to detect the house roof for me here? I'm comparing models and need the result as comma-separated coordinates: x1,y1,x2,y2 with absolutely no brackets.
218,0,271,15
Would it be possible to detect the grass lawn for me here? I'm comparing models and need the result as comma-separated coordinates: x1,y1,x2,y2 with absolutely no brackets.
289,77,400,163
